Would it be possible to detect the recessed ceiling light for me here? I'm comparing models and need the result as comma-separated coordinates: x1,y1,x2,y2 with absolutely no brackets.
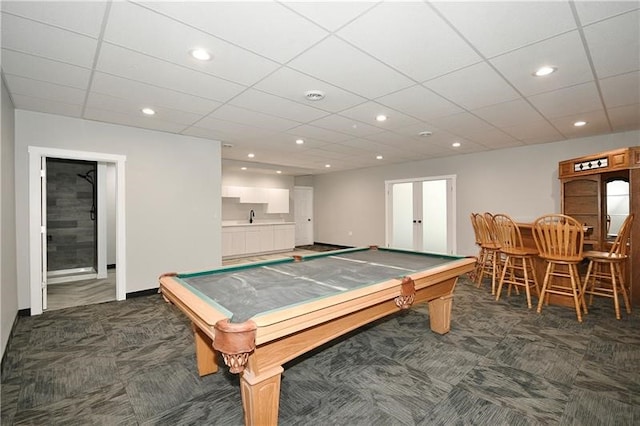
376,114,387,122
376,155,383,160
419,131,432,137
325,164,331,168
533,66,557,77
276,170,282,174
304,90,325,101
573,120,588,127
190,48,212,61
241,167,247,170
248,153,255,158
296,139,304,145
141,107,155,116
452,142,461,148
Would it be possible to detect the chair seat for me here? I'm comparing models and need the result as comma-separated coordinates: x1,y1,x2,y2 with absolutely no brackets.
539,254,583,263
481,242,501,250
584,251,628,261
501,247,538,257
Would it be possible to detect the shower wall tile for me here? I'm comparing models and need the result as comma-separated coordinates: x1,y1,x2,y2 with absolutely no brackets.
47,159,97,272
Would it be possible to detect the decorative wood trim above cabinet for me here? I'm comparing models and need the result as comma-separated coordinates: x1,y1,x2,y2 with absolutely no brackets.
559,146,640,179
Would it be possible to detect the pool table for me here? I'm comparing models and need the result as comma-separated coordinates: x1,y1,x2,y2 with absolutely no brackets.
159,246,475,425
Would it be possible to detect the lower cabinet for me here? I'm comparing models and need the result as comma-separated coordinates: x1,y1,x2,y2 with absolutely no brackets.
222,224,295,258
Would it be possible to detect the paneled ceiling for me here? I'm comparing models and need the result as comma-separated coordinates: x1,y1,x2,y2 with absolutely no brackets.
2,1,639,175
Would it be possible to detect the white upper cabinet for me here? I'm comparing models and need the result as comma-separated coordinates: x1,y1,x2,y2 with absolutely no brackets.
222,185,289,213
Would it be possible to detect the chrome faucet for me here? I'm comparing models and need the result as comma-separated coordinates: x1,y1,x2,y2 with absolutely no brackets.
249,209,255,224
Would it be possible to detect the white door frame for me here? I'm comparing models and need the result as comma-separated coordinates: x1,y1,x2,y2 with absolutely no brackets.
385,175,457,254
294,186,314,246
28,146,127,315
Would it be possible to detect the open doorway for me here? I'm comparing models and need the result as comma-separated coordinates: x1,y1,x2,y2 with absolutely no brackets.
28,147,127,315
44,158,118,310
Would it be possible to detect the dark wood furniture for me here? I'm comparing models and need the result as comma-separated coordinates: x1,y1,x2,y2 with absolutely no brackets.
559,147,640,306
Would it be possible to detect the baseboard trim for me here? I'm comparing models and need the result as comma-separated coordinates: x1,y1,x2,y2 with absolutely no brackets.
126,288,159,299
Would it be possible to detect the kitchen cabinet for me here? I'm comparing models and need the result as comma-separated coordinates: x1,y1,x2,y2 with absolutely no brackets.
222,186,289,213
222,223,295,258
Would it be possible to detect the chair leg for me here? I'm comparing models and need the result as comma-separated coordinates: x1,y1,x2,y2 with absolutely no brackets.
610,263,621,320
523,258,533,309
616,262,632,315
495,255,509,301
570,263,584,322
537,262,553,314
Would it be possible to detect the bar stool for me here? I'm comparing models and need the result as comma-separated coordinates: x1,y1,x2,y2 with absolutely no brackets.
533,214,586,322
583,214,634,319
493,214,540,308
473,213,501,294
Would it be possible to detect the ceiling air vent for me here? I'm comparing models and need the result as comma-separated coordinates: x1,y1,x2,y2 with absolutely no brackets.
304,90,325,101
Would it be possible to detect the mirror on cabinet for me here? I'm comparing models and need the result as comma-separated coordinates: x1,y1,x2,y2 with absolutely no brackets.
605,178,630,239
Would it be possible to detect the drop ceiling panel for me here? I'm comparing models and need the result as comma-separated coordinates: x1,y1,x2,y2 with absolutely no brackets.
550,109,611,137
84,107,188,133
96,43,245,102
425,62,520,110
2,13,98,67
193,115,282,141
501,120,564,143
339,101,421,130
11,94,82,117
86,92,204,126
137,1,329,63
309,114,384,137
528,81,603,119
468,128,523,149
574,1,640,25
4,75,86,105
608,104,640,132
286,124,354,143
599,71,640,108
583,11,640,78
228,89,329,123
283,1,375,32
2,1,107,37
105,2,280,86
1,49,91,89
337,2,481,82
472,98,545,128
433,1,577,57
490,31,594,96
209,104,300,132
90,72,222,115
428,112,495,138
376,85,464,121
254,66,368,113
288,36,415,99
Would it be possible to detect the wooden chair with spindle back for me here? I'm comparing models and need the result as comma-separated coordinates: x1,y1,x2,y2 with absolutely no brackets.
493,213,540,308
473,213,501,295
532,214,586,322
583,213,634,319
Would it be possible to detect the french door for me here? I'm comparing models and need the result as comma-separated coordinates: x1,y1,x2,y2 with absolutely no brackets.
386,176,456,254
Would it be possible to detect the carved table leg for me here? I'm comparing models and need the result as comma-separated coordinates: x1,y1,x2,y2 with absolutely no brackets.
240,366,284,426
427,294,454,334
192,323,218,376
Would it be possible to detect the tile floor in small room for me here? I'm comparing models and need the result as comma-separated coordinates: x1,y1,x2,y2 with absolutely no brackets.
2,267,640,425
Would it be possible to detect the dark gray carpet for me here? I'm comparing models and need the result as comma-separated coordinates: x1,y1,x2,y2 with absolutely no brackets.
2,275,639,425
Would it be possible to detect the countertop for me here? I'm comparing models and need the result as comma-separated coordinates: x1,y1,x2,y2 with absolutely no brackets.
222,221,295,227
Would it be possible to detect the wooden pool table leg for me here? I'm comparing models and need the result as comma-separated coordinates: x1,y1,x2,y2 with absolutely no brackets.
192,323,218,376
427,294,454,334
240,366,284,426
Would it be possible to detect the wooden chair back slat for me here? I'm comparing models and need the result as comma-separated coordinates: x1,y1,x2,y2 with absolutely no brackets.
532,214,584,261
608,213,634,257
493,214,523,251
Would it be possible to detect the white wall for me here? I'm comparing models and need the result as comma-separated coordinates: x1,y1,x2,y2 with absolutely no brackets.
1,79,18,356
106,163,117,265
221,161,294,223
313,131,639,257
14,110,222,309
